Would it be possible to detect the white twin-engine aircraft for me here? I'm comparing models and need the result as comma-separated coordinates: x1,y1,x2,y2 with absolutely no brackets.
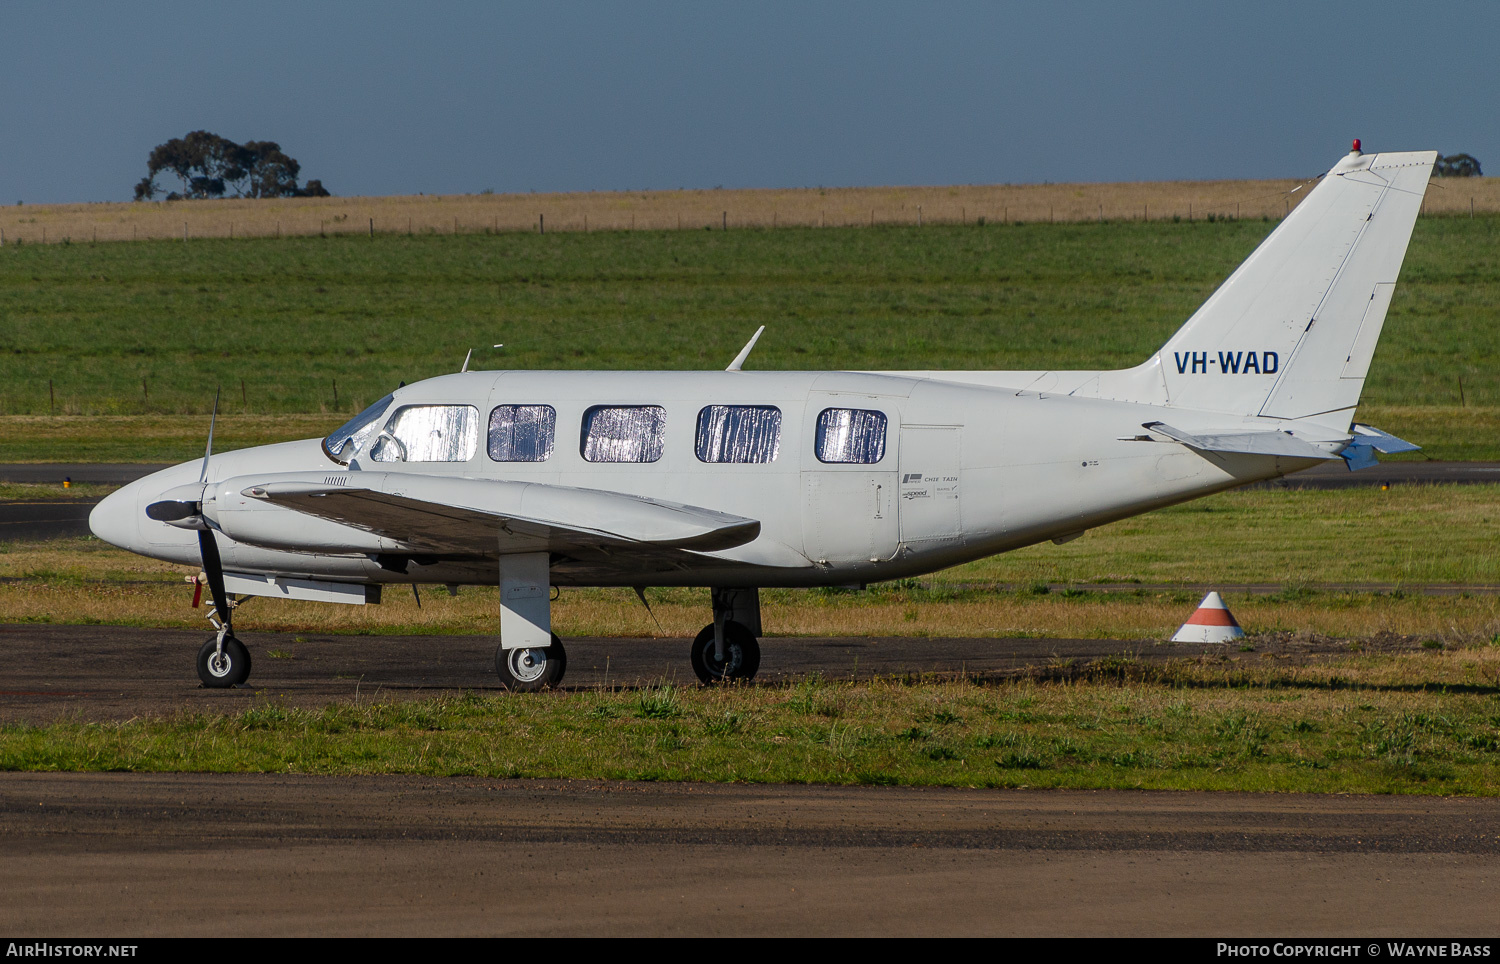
91,145,1433,690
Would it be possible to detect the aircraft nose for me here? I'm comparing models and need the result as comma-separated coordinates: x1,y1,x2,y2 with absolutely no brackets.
89,482,142,550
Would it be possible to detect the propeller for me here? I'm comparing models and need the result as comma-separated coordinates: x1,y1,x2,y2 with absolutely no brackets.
144,390,232,629
194,391,232,629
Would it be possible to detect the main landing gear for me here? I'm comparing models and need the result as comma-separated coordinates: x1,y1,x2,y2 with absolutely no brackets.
690,587,763,685
691,621,759,684
495,633,567,692
489,559,767,690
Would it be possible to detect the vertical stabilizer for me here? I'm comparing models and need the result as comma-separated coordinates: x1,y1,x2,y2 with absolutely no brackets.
1152,147,1434,428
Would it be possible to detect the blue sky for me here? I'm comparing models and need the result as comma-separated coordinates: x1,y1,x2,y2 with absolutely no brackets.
2,1,1494,204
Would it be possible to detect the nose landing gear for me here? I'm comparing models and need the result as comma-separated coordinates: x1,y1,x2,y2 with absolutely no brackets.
194,578,252,689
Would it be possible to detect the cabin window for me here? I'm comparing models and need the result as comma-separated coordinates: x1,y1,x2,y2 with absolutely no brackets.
815,408,887,464
581,405,666,463
322,394,394,465
696,405,782,463
488,405,556,462
369,404,480,462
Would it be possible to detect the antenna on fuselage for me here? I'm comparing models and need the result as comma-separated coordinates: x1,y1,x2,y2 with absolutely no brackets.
459,345,504,374
725,326,765,372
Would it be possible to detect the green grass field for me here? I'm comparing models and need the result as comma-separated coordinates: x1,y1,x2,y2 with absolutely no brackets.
1,216,1496,459
6,650,1500,793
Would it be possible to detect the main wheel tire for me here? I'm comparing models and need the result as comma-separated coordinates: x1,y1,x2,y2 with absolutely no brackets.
495,633,567,692
197,635,251,688
690,621,761,684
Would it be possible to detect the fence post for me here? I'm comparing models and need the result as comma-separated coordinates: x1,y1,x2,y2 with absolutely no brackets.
917,205,922,227
183,222,188,241
540,214,544,235
722,211,726,231
50,379,54,414
369,218,374,237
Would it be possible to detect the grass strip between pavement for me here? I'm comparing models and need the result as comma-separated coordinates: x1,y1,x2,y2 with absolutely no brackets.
5,646,1500,794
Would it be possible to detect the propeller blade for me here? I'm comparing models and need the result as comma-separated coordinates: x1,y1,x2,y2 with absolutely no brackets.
199,389,220,485
196,394,230,627
197,527,232,624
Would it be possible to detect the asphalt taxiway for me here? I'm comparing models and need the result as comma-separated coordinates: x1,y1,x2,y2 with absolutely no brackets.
2,773,1497,936
0,625,1488,936
0,622,1428,724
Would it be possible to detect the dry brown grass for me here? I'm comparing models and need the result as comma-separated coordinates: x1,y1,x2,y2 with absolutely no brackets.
3,576,1496,642
6,175,1498,244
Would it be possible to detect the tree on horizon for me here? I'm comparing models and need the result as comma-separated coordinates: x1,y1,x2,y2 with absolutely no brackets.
133,131,331,200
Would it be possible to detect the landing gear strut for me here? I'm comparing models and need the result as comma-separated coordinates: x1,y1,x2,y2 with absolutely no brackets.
194,575,252,689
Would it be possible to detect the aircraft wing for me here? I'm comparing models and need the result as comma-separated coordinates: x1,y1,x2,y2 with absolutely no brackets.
242,473,761,557
1141,421,1336,460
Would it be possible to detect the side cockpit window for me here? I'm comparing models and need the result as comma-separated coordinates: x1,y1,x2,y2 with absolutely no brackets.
581,405,665,463
369,404,480,462
322,394,394,465
696,405,781,463
815,408,887,463
488,405,556,462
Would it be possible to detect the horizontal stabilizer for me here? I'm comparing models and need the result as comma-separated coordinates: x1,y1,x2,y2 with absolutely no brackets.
1339,423,1420,471
1142,421,1335,460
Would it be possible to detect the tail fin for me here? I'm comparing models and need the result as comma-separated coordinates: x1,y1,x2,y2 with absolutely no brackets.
1152,147,1435,429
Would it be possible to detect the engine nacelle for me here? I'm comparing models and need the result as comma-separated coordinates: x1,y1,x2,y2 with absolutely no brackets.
202,475,396,553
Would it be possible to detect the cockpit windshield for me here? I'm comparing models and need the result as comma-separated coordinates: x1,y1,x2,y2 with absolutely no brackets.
322,394,394,465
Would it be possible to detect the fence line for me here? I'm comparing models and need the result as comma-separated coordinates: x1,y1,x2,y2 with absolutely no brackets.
2,180,1497,246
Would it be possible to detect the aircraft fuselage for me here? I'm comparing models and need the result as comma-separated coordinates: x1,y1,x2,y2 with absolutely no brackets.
95,367,1319,590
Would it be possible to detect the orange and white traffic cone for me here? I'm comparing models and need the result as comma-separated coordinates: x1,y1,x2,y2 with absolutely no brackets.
1171,591,1244,643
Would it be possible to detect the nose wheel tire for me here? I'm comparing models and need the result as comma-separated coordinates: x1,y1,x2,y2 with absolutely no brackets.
495,634,567,692
691,621,761,684
197,635,251,688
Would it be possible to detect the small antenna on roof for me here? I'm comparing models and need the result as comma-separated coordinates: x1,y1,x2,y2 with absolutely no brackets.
726,326,766,372
460,344,504,374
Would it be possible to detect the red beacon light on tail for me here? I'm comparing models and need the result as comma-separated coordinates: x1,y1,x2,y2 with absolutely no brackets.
1351,138,1362,154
